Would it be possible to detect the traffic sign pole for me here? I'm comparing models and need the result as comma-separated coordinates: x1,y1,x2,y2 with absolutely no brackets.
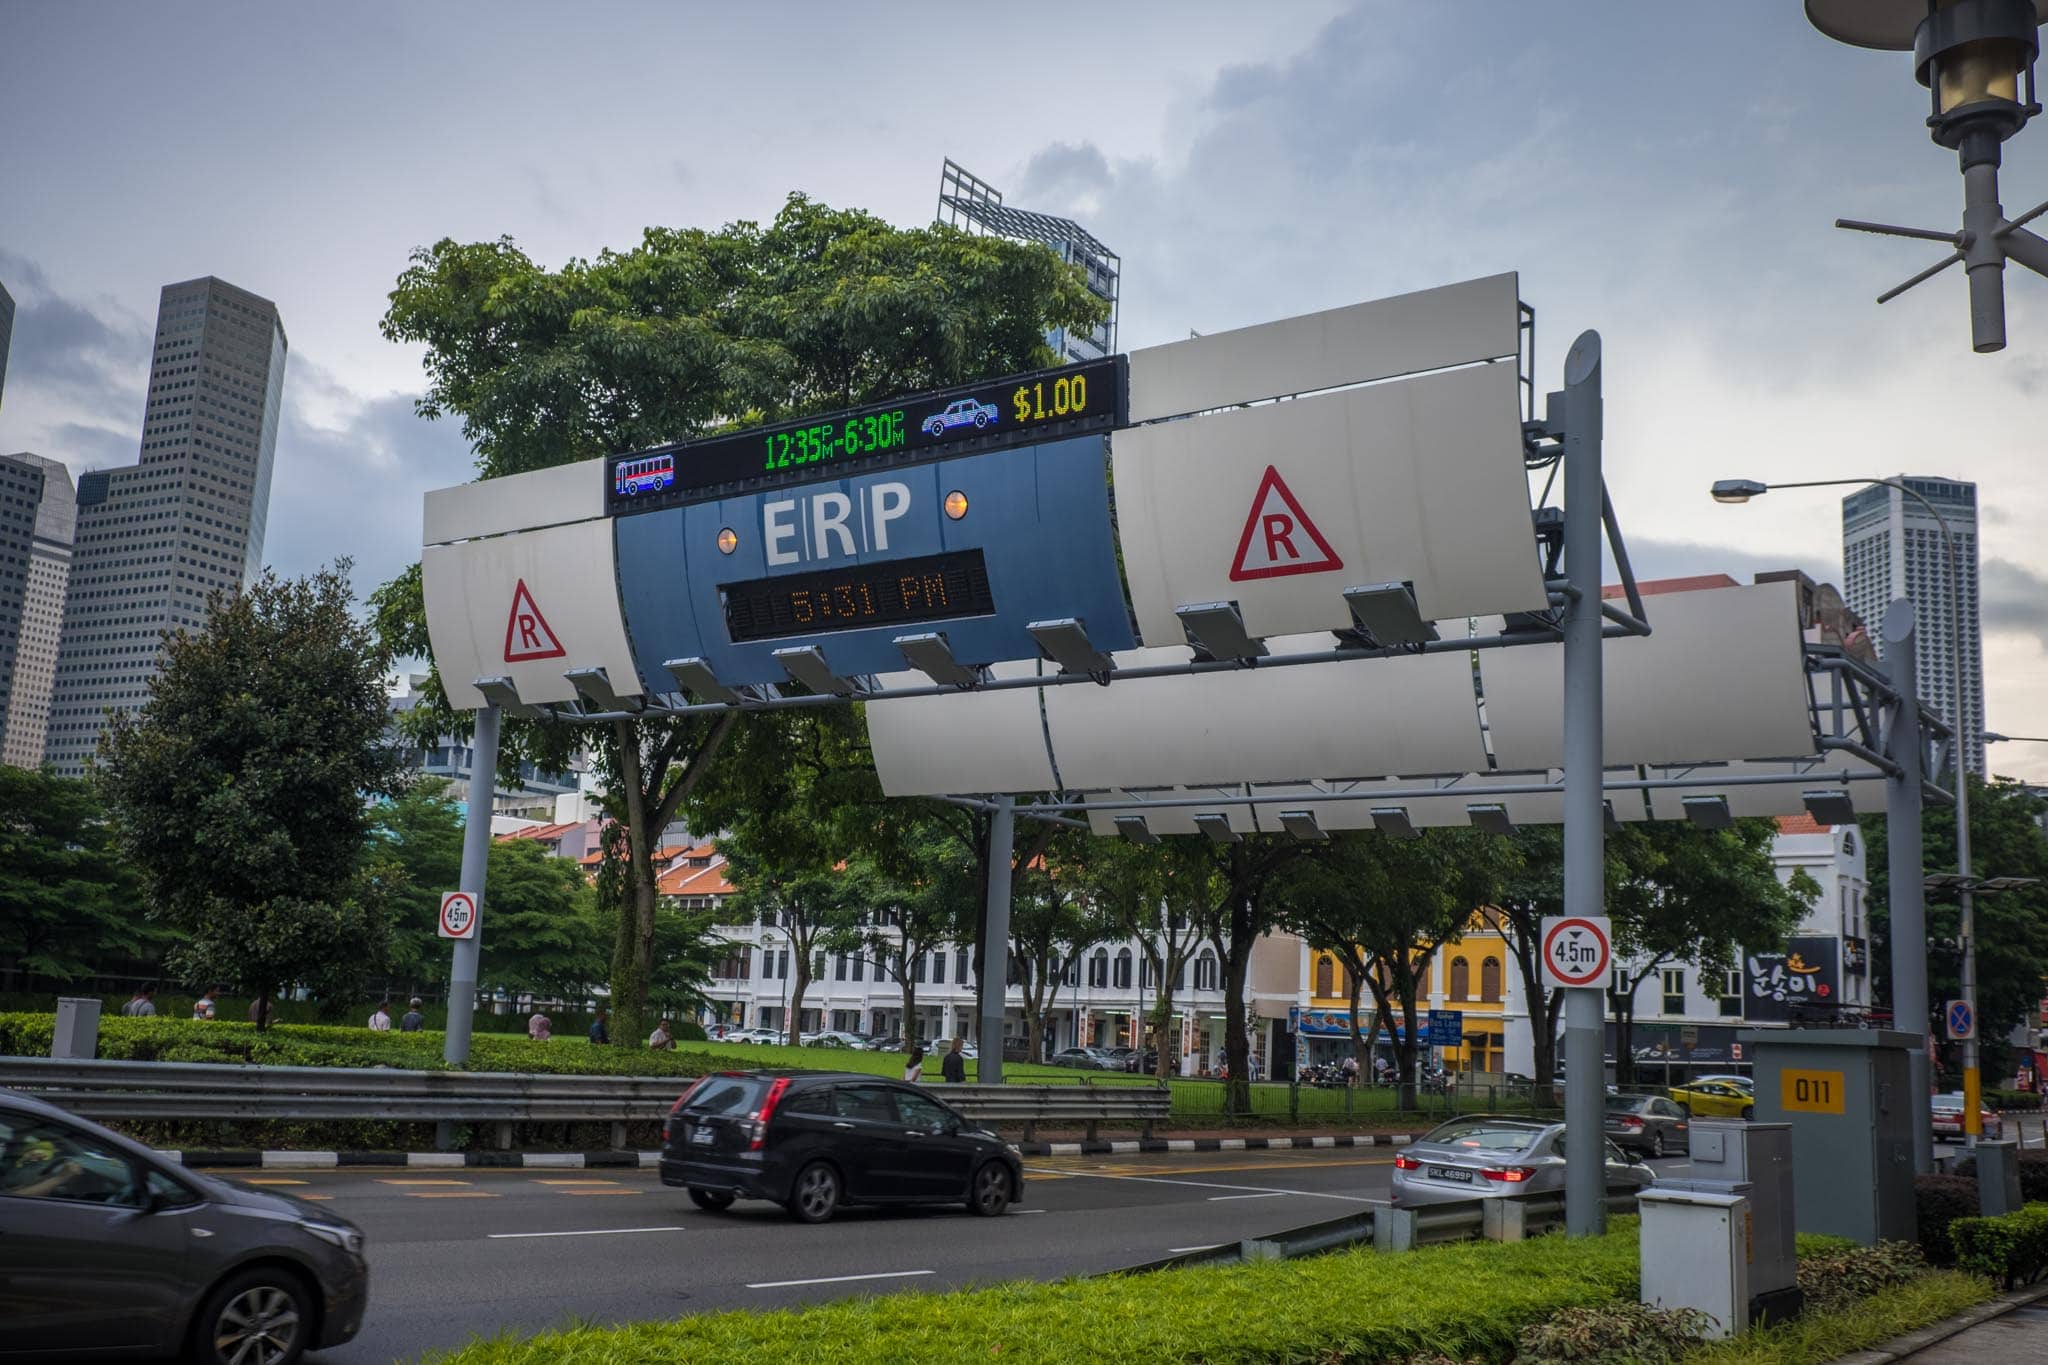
1560,331,1607,1238
442,705,498,1082
1882,602,1935,1173
976,795,1014,1085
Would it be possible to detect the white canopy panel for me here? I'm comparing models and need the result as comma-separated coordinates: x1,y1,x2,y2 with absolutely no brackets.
866,660,1059,797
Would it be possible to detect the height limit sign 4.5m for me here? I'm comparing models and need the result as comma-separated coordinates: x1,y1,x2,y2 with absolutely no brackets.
1540,916,1611,990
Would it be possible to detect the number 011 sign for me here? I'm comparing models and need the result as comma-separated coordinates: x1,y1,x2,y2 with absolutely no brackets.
1539,916,1611,989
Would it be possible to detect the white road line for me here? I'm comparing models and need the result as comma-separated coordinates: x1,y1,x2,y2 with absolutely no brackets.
1207,1191,1286,1201
486,1226,686,1240
1014,1208,1048,1214
1035,1168,1376,1204
747,1270,935,1290
1168,1244,1222,1253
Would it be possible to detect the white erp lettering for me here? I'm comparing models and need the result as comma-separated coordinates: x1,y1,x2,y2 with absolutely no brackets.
764,500,800,566
869,482,910,552
812,492,855,559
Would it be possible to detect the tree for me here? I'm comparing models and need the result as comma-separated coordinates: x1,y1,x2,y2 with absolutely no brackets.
1008,834,1113,1062
0,767,156,986
1183,835,1318,1114
1073,838,1215,1079
96,566,405,1025
375,195,1105,1046
1604,819,1818,1086
860,820,979,1042
1493,827,1584,1086
1863,777,2048,1075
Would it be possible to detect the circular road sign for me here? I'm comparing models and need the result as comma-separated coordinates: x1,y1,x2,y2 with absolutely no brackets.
439,891,478,940
1541,916,1611,989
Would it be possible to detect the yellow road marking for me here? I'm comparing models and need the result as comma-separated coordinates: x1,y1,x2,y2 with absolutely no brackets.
561,1188,641,1196
1032,1156,1395,1178
299,1194,334,1201
239,1177,307,1185
410,1191,499,1199
535,1179,620,1186
377,1178,472,1186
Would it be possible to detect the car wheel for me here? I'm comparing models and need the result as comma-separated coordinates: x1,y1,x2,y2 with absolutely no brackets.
192,1267,312,1365
688,1187,736,1212
974,411,990,427
1650,1131,1665,1159
787,1161,841,1223
968,1162,1012,1216
1742,1105,1754,1121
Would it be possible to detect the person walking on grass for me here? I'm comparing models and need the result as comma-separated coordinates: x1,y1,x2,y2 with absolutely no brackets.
648,1018,675,1050
123,984,157,1017
192,988,218,1021
588,1007,610,1045
367,1000,392,1032
400,998,425,1032
941,1037,966,1083
528,1009,552,1041
904,1043,925,1084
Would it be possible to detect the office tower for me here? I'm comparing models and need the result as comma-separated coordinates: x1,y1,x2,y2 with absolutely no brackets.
937,159,1120,363
0,278,13,410
43,279,286,777
0,453,75,768
1842,476,1983,774
0,457,41,756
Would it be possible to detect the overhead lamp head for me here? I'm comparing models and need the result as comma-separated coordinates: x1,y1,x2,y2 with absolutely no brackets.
1711,479,1769,504
1923,871,1976,893
1682,795,1735,830
1028,618,1116,675
1193,813,1242,844
1114,815,1160,845
1803,789,1859,825
1176,602,1268,661
565,666,640,713
473,675,541,719
773,645,861,697
1370,806,1418,840
1343,582,1440,646
1467,803,1517,836
894,633,980,687
664,657,740,706
1279,810,1328,842
1978,875,2044,892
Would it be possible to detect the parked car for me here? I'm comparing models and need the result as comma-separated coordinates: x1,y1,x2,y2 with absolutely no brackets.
1049,1046,1123,1070
1931,1092,2004,1140
1604,1094,1691,1158
659,1071,1023,1223
724,1027,782,1045
0,1086,369,1363
866,1035,906,1052
1669,1079,1754,1120
1390,1115,1654,1208
804,1031,872,1050
1688,1074,1754,1092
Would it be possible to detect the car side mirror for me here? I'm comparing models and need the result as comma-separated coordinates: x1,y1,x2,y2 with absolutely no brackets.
944,1117,962,1136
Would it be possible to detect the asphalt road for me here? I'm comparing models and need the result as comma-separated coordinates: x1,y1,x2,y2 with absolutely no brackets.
278,1148,1695,1364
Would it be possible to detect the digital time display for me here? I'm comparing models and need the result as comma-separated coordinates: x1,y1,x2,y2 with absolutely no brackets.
606,356,1124,513
721,550,996,643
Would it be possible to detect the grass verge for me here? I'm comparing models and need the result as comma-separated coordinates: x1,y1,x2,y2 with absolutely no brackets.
1684,1270,1994,1365
418,1221,1644,1365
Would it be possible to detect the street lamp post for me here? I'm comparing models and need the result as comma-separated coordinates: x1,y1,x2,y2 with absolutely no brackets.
1711,475,1985,1136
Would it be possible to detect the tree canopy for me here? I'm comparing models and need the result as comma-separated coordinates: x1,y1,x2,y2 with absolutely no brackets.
0,767,155,983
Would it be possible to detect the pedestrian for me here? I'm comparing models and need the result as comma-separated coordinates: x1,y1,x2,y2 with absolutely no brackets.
367,1000,392,1032
588,1007,610,1045
904,1043,925,1083
247,995,273,1028
1341,1054,1360,1087
648,1018,675,1050
1248,1051,1263,1083
122,984,157,1017
941,1037,966,1083
191,989,218,1021
1373,1054,1391,1085
400,998,426,1032
528,1009,552,1041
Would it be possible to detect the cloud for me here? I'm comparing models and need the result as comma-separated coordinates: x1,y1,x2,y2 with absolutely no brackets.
1620,537,1838,593
1982,557,2048,652
0,251,149,399
49,420,139,471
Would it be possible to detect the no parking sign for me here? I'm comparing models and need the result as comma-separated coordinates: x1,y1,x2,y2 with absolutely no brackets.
439,891,479,940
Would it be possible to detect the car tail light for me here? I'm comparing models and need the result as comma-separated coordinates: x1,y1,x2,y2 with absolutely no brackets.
663,1076,711,1143
1616,1115,1643,1129
1393,1155,1419,1171
1482,1166,1536,1184
748,1076,792,1151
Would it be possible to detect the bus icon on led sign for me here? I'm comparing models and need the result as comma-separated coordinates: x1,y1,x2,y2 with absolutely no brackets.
922,398,998,438
615,453,676,498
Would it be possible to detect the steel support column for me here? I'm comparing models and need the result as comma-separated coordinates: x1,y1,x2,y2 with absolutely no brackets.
1561,332,1607,1237
978,795,1016,1085
436,705,499,1150
1882,602,1934,1173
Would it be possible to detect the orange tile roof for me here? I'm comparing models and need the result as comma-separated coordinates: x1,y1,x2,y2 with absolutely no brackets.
1775,813,1829,835
1601,574,1741,600
657,857,737,897
497,820,580,843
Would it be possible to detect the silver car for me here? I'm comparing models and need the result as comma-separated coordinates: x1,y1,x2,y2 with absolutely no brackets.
1390,1116,1655,1208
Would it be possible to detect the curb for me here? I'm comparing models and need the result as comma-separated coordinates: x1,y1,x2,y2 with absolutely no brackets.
156,1133,1428,1169
1830,1277,2048,1364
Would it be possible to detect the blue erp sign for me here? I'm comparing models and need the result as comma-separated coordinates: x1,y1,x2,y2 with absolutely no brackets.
612,434,1135,691
1428,1010,1465,1049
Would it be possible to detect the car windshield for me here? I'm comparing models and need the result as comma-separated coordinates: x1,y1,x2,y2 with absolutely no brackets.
1420,1120,1544,1153
682,1076,767,1115
1604,1096,1650,1112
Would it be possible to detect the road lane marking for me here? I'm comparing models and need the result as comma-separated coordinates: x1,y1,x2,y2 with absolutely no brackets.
240,1178,307,1185
1031,1156,1393,1178
747,1270,935,1290
563,1189,641,1195
412,1191,499,1198
1169,1244,1222,1253
535,1179,620,1186
487,1226,687,1240
299,1194,333,1201
377,1178,472,1186
1207,1192,1286,1201
1029,1169,1376,1204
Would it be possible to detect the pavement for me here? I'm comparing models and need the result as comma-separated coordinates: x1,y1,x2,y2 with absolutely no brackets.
1902,1302,2048,1361
276,1147,1691,1363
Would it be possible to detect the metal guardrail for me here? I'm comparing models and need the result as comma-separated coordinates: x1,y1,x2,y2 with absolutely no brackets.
0,1058,1171,1140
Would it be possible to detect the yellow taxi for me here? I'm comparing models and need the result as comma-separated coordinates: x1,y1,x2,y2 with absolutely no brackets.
1669,1078,1754,1119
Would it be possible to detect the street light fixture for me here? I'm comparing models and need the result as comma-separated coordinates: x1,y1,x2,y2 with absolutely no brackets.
1713,472,1987,1133
1805,0,2048,351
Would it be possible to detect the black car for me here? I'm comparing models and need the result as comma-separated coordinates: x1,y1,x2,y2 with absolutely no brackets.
659,1071,1023,1223
0,1087,368,1364
1603,1093,1691,1157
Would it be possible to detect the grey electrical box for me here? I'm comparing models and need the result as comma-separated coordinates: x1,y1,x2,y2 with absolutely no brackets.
1639,1187,1753,1339
1678,1121,1797,1305
1977,1140,2024,1217
1744,1028,1917,1245
52,997,102,1060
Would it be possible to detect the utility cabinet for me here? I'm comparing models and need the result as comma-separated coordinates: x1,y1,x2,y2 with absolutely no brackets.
1639,1187,1753,1339
1743,1029,1917,1245
1676,1121,1799,1317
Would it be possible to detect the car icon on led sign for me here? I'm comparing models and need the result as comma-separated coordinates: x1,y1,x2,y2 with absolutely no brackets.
922,398,998,437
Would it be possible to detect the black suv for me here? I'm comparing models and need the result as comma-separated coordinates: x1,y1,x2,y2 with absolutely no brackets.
659,1071,1023,1223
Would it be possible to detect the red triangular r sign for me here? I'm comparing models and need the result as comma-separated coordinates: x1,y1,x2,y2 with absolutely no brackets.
1229,466,1344,581
503,579,567,662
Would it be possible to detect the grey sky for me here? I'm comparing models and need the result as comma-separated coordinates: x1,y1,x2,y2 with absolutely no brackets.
3,1,2045,779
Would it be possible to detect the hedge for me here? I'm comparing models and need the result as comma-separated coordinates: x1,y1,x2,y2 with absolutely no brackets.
419,1221,1645,1365
1952,1148,2048,1204
1684,1270,1992,1365
1951,1202,2048,1289
1990,1088,2043,1112
1915,1175,1981,1266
